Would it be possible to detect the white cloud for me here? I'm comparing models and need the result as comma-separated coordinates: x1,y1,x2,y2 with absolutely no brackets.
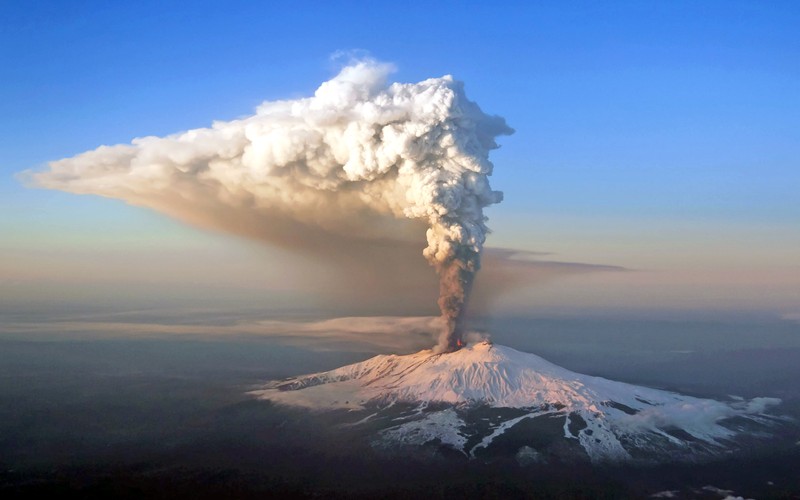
24,59,513,351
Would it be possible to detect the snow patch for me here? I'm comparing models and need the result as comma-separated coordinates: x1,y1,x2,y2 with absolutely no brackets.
380,407,467,452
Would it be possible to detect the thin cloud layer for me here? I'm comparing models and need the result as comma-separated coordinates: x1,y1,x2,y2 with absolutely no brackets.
0,315,442,354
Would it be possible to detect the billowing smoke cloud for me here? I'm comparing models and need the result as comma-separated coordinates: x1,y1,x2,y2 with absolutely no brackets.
25,60,513,352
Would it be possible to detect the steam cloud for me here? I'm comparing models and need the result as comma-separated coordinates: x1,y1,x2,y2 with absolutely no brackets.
27,60,513,352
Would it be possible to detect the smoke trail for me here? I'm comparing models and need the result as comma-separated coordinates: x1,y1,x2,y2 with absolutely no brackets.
24,59,512,352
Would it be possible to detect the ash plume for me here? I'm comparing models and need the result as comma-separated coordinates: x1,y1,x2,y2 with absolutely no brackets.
25,59,513,352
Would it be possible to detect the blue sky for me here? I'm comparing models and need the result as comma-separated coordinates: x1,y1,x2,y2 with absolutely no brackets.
2,1,798,317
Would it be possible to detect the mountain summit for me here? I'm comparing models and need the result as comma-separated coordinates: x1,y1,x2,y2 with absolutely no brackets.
253,342,782,463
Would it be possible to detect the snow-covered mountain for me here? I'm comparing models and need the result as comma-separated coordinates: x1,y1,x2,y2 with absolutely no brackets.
251,341,783,463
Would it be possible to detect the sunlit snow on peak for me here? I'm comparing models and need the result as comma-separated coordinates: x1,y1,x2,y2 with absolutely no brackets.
252,342,785,463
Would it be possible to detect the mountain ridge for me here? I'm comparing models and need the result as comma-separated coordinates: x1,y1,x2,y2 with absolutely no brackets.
252,341,784,462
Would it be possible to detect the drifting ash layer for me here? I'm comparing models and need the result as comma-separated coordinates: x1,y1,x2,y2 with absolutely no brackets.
252,342,786,463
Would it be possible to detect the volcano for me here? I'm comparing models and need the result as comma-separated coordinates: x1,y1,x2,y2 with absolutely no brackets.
252,341,783,463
